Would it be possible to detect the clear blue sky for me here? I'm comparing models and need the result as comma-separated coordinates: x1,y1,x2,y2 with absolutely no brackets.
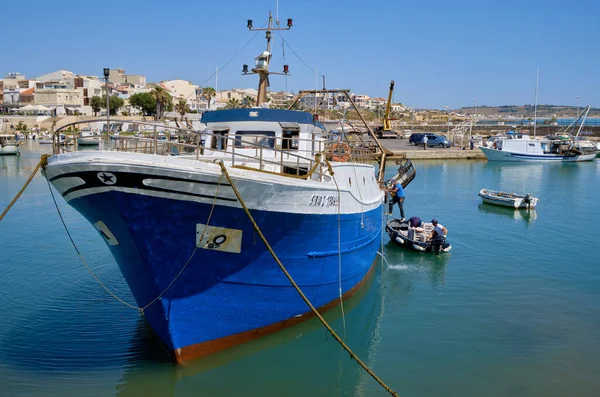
3,0,599,109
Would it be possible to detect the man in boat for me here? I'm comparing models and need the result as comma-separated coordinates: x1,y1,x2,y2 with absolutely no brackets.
408,216,422,228
428,219,448,255
387,178,405,221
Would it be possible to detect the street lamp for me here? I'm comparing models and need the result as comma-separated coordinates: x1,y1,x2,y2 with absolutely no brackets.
103,68,110,146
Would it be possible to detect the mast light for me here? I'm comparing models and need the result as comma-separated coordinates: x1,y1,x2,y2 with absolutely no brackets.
287,18,293,27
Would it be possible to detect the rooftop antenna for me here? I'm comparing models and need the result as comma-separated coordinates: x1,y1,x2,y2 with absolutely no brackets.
243,12,292,106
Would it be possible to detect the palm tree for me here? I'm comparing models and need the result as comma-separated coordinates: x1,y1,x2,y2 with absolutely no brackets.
151,86,172,120
201,87,216,109
242,95,256,108
174,98,190,120
225,98,241,109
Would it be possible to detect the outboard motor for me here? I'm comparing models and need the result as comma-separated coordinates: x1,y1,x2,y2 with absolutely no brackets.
524,193,534,209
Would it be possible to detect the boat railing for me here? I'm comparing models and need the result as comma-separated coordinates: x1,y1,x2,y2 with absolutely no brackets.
51,119,378,181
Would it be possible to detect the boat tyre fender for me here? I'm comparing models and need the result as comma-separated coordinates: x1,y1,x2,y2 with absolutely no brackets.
413,244,426,252
331,142,351,162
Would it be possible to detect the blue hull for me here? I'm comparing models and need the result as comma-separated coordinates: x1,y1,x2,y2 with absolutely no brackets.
68,191,381,360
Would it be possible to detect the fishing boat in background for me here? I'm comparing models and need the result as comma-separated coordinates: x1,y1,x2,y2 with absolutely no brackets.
385,218,452,254
42,12,399,364
77,129,101,146
478,189,538,209
0,134,22,155
479,106,597,162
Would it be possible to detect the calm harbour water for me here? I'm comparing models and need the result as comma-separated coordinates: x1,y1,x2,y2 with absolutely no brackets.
1,142,599,397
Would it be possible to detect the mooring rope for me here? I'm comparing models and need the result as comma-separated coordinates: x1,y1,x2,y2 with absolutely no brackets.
43,156,224,313
215,159,399,397
0,154,49,222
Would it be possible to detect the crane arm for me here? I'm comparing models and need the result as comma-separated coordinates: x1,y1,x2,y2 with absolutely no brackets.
383,80,394,130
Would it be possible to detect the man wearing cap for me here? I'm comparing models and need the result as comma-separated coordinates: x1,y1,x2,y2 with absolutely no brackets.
386,178,405,221
429,219,448,255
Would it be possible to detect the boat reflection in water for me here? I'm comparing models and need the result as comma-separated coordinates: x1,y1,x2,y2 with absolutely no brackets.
115,260,384,397
478,203,538,223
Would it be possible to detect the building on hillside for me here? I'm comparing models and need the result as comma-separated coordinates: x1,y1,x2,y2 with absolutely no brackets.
3,87,21,111
215,88,258,106
268,90,294,108
108,69,147,88
109,68,126,86
3,73,26,89
126,75,146,87
351,94,369,108
297,92,336,109
160,79,200,111
35,70,74,83
72,76,104,110
0,81,4,109
34,81,83,115
19,88,35,104
391,103,407,112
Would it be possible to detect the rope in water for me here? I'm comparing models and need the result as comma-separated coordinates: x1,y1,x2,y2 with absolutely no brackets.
215,159,399,397
0,154,49,222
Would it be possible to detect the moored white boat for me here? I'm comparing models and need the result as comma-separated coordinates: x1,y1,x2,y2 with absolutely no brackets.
478,188,538,209
77,129,101,146
479,134,596,162
0,134,21,155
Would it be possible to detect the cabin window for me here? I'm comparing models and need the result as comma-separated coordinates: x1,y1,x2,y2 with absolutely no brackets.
528,143,535,147
282,130,299,150
234,130,275,148
210,130,228,151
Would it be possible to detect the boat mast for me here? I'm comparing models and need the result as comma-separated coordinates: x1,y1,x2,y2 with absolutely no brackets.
533,67,539,137
575,105,591,138
244,13,292,106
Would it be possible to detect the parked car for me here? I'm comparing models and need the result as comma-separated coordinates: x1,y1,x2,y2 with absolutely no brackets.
425,134,452,148
408,133,425,145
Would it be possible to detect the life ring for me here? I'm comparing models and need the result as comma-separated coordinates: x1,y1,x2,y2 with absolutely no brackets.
331,142,351,162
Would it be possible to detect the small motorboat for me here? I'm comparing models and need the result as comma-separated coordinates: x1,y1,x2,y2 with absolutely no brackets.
478,188,538,209
385,218,452,254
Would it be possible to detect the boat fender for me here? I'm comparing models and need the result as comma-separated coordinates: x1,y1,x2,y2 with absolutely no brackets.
395,236,404,244
442,246,452,252
413,244,425,252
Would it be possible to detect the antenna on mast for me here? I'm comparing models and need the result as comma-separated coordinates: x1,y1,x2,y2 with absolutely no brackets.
243,12,293,106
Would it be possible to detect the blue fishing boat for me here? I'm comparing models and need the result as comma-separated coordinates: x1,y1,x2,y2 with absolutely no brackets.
42,13,396,363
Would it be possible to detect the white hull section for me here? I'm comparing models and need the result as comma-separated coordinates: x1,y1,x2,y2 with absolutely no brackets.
44,151,383,215
480,146,596,162
0,145,20,155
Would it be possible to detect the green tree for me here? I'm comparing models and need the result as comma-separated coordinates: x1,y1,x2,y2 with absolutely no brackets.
225,98,241,109
129,92,156,116
174,98,190,120
151,86,172,120
201,87,216,109
91,96,103,116
242,95,256,108
101,95,125,116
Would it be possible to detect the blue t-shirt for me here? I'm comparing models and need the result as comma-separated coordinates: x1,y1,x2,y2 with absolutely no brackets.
393,182,405,198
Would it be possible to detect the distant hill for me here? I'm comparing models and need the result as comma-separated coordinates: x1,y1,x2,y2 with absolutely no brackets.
456,105,600,118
